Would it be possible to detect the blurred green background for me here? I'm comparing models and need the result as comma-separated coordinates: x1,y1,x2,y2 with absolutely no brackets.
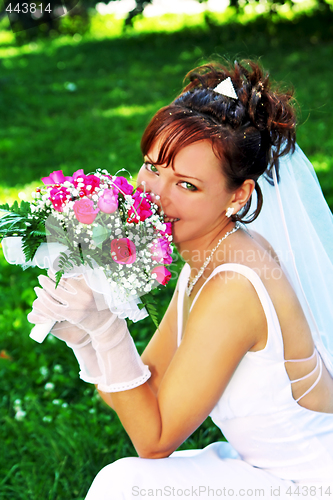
0,1,333,498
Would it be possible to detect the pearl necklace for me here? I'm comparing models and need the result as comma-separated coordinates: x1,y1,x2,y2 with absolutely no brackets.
186,223,240,297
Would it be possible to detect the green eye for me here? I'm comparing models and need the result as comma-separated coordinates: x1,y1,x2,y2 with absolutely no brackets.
145,162,158,173
180,181,197,191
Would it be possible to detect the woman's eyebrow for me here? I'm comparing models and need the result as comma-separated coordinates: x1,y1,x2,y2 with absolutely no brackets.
144,155,203,183
173,172,203,183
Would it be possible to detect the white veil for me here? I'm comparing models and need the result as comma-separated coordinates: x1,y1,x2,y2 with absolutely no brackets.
249,145,333,375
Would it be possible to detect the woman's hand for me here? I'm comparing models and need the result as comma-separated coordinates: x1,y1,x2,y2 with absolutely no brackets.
32,271,114,335
28,270,151,393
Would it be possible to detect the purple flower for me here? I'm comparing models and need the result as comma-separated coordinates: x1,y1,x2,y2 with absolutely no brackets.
97,189,118,214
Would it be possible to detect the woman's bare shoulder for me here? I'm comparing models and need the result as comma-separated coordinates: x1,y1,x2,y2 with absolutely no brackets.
247,229,280,265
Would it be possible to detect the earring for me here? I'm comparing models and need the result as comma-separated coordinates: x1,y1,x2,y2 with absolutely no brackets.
226,207,234,218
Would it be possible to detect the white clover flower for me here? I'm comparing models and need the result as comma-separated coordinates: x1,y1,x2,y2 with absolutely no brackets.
45,382,55,391
42,415,53,423
40,366,49,377
53,364,62,373
15,410,27,421
62,402,69,408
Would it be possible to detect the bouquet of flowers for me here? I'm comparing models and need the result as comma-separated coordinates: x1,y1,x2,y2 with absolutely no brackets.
0,168,173,338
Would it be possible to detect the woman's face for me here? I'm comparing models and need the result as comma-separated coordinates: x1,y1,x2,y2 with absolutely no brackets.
137,140,235,246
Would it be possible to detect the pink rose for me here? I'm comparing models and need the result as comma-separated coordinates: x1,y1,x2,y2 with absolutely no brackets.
111,238,136,265
73,198,99,224
42,170,72,186
50,186,70,212
150,238,173,265
112,176,134,196
128,191,153,222
98,189,118,214
72,170,101,196
151,266,172,286
71,169,85,181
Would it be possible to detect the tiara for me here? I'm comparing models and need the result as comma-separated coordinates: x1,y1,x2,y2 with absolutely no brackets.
213,77,238,100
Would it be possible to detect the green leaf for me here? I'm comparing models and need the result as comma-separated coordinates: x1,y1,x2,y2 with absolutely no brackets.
55,269,65,287
139,293,160,329
92,224,111,249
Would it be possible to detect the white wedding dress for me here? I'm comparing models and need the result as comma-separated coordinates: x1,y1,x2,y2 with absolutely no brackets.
85,262,333,500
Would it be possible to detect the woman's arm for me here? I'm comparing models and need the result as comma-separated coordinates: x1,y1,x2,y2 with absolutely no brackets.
107,270,266,459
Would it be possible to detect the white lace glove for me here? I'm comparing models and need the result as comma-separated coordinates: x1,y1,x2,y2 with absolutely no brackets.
89,314,151,393
31,272,151,393
27,309,102,385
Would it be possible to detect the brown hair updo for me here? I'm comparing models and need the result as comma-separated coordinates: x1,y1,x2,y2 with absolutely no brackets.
141,60,296,224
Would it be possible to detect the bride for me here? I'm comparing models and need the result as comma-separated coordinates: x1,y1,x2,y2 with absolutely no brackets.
28,60,333,499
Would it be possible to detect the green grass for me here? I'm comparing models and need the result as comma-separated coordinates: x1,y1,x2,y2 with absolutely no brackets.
0,7,333,499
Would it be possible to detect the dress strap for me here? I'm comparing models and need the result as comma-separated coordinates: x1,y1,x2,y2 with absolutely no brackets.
284,349,317,364
285,349,323,402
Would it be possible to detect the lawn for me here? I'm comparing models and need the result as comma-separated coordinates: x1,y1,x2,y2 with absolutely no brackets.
0,6,333,499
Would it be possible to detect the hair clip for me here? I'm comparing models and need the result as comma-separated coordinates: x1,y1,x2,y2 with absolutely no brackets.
213,77,238,100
